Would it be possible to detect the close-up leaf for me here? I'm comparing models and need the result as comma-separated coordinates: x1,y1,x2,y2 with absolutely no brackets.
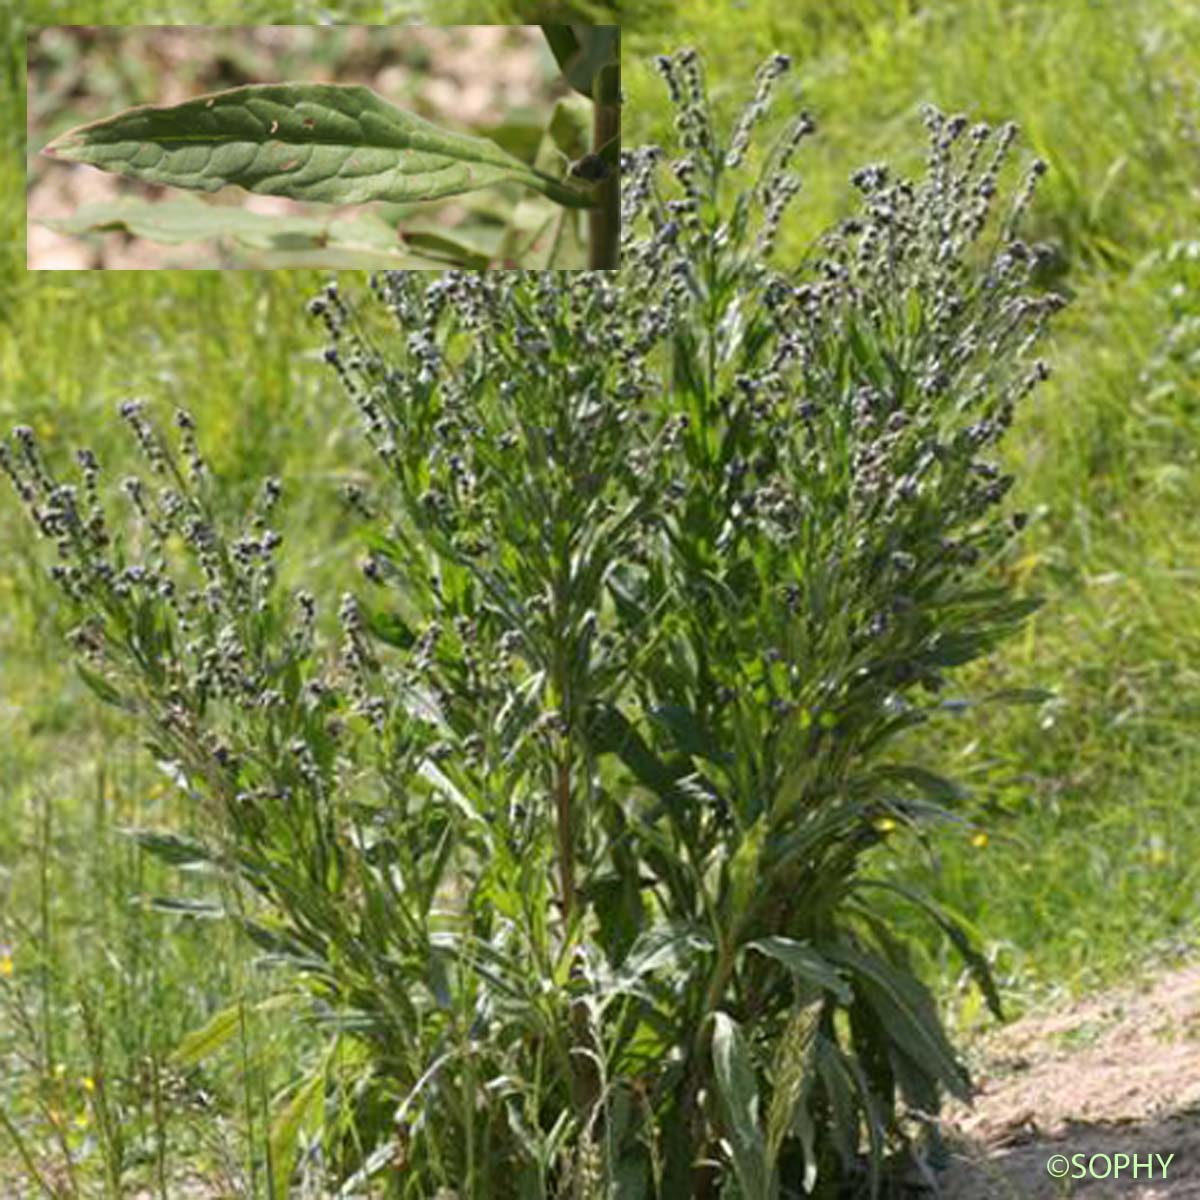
42,82,598,210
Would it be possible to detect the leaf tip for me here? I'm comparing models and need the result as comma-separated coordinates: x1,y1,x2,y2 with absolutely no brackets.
42,136,80,162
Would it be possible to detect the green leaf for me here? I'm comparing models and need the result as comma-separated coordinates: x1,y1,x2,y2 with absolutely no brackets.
38,197,440,266
614,1148,651,1200
540,25,620,105
75,662,132,711
616,922,713,990
728,817,767,919
120,826,215,866
647,703,733,766
545,94,592,167
826,942,972,1102
269,1065,326,1200
586,871,645,966
477,114,545,164
43,83,597,210
397,226,494,270
42,195,367,246
813,1035,860,1174
539,25,581,83
586,702,690,801
711,1011,773,1200
238,918,328,972
171,994,295,1069
238,245,446,270
744,937,852,1005
364,607,417,650
170,1003,242,1069
144,896,225,917
852,881,1004,1020
873,764,968,805
981,686,1055,706
418,758,485,825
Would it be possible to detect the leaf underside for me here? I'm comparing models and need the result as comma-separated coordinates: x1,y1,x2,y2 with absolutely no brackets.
43,82,596,210
36,196,472,267
40,195,384,247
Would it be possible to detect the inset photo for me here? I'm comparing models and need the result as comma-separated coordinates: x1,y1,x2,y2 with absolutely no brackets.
27,24,619,270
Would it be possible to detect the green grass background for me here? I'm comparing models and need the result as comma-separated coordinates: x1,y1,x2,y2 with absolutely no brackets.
3,0,1200,1190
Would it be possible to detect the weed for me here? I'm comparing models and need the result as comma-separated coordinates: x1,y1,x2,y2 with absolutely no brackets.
3,47,1060,1198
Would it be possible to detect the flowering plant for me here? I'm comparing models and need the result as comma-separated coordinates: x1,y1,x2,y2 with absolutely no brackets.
4,48,1060,1198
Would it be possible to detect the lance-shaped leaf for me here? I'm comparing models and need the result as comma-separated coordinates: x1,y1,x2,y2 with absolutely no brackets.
711,1011,773,1200
36,196,492,267
42,82,598,210
38,196,439,259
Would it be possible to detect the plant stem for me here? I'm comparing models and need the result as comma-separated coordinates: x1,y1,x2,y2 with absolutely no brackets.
589,99,620,270
0,1106,57,1199
555,754,575,927
37,792,53,1076
150,1050,169,1200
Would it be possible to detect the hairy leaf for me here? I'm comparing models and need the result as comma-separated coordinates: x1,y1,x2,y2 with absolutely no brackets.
711,1011,773,1200
765,1003,821,1192
43,83,597,210
38,197,444,265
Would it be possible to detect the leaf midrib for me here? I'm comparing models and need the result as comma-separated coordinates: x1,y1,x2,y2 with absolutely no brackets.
61,84,518,158
44,81,596,209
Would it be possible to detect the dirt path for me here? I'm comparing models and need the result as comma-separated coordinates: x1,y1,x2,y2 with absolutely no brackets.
936,964,1200,1197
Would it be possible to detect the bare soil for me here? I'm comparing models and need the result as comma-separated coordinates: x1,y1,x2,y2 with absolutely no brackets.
935,964,1200,1197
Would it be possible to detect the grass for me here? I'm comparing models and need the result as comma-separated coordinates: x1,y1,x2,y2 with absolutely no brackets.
4,0,1200,1191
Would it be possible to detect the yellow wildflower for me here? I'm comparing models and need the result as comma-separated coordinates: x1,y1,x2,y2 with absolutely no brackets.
971,831,989,849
